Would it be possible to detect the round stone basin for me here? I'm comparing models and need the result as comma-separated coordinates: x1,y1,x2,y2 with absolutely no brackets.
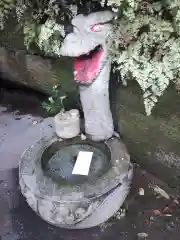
19,132,133,229
41,138,112,186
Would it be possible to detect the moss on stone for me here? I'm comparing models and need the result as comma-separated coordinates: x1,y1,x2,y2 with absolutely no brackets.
115,81,180,188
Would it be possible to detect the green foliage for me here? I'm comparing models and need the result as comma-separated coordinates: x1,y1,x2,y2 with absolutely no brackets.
37,19,64,57
23,20,38,50
41,84,67,114
109,0,180,115
1,0,180,115
0,0,66,52
0,0,15,29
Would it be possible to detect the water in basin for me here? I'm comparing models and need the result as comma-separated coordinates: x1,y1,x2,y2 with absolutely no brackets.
41,139,111,185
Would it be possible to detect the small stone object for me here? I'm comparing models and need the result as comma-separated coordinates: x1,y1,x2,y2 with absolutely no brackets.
80,133,87,140
137,232,148,239
54,109,80,139
139,188,145,196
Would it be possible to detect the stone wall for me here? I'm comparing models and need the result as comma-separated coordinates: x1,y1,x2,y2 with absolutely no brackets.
0,47,75,94
0,16,76,96
114,81,180,190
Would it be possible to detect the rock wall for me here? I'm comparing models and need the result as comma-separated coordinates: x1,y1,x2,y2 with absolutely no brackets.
114,81,180,190
0,16,76,96
0,47,75,94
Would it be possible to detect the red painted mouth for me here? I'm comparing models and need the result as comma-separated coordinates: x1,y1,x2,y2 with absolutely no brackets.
73,46,104,84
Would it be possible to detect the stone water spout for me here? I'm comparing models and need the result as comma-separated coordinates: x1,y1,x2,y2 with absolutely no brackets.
19,9,133,229
60,10,115,141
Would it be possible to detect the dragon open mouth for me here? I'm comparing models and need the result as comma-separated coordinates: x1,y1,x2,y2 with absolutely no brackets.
73,45,104,84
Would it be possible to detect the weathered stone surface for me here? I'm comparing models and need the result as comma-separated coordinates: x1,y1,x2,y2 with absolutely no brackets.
0,46,75,94
0,15,76,95
115,81,180,190
19,125,133,228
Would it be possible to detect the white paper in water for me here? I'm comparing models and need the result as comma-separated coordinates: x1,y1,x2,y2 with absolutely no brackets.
72,151,93,176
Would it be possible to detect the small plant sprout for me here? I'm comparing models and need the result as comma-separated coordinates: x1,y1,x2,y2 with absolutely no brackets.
60,95,67,112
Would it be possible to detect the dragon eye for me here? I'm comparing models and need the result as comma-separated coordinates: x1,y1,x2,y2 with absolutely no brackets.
90,24,103,32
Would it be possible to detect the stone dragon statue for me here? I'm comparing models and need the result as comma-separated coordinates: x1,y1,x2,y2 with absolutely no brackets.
58,10,133,227
60,10,115,141
19,9,133,229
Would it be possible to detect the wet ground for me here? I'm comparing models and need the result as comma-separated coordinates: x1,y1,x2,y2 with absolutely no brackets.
0,82,180,240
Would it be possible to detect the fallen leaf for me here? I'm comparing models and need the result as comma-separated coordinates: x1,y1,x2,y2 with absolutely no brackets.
162,206,172,215
173,199,179,205
152,185,170,200
171,199,179,207
152,209,162,216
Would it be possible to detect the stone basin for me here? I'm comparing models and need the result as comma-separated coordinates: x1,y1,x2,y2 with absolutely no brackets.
19,125,133,229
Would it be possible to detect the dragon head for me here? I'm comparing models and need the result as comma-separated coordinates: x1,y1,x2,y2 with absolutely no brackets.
60,10,115,85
